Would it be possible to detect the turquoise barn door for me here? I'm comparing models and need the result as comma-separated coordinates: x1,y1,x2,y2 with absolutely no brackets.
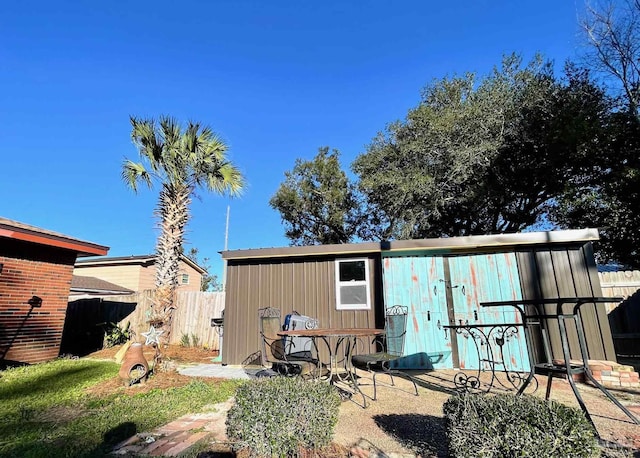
382,255,452,369
448,253,530,372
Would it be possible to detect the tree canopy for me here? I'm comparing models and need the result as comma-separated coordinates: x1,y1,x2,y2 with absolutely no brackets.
352,55,612,240
272,43,640,267
580,0,640,115
269,147,362,245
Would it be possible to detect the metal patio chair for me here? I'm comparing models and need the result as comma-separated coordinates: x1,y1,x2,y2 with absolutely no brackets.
351,305,419,400
258,307,320,377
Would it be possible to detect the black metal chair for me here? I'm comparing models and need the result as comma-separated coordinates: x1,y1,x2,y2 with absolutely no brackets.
258,307,320,377
351,305,419,400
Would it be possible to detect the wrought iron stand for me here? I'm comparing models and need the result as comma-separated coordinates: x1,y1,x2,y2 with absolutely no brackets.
443,322,535,394
480,297,639,432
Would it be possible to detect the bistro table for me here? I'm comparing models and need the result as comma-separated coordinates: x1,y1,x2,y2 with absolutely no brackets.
442,321,532,394
480,297,639,431
277,328,385,408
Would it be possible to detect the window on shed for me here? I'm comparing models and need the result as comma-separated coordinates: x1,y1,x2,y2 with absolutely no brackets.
181,274,189,285
335,259,370,310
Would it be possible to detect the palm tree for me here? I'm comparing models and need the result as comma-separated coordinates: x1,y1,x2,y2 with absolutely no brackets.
123,116,244,342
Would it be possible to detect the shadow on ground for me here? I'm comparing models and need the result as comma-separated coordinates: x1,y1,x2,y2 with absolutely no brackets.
373,413,449,457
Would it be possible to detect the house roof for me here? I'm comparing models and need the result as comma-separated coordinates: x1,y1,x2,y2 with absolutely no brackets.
221,228,600,260
0,217,109,257
75,253,207,274
70,275,134,295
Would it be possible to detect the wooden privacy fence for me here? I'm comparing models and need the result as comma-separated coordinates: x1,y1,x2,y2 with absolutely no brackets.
62,291,225,355
599,270,640,358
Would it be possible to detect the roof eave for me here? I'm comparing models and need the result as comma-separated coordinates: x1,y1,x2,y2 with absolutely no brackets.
0,226,109,256
221,228,600,261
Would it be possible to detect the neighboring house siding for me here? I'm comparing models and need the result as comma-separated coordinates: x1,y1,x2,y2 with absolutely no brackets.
138,265,155,291
73,259,203,293
177,263,202,292
73,265,143,291
0,241,76,364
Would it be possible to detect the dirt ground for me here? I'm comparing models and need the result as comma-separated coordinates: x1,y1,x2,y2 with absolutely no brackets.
335,370,640,457
86,344,222,396
88,345,640,457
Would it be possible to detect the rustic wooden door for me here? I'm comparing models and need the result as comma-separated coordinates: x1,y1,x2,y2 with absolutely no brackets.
382,255,452,369
448,253,530,372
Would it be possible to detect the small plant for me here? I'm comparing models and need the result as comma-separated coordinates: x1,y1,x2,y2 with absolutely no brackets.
103,322,132,348
443,392,600,457
180,333,191,347
190,333,200,347
226,377,341,456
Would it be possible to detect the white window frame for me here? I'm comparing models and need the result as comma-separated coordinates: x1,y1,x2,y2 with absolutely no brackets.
181,273,190,285
335,258,371,310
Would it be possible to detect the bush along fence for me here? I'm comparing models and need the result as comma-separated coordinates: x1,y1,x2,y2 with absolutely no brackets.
60,291,224,356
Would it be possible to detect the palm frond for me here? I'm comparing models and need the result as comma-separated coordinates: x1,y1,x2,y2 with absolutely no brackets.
121,160,152,192
205,161,245,196
130,116,164,173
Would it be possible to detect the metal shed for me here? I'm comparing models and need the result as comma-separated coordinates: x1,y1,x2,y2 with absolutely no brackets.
221,229,615,368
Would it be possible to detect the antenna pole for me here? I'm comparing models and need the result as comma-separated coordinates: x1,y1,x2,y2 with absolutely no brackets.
222,205,230,291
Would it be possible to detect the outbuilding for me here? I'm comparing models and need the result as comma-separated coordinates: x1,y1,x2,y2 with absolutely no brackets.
0,217,108,364
221,229,615,370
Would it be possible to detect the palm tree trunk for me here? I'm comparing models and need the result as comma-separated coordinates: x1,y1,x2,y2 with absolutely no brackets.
152,183,191,344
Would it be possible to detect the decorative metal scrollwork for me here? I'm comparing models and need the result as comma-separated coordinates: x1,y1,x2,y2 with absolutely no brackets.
453,372,481,392
387,305,408,316
444,322,536,394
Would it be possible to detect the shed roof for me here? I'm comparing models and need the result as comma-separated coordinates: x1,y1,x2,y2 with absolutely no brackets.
221,228,600,260
0,217,109,257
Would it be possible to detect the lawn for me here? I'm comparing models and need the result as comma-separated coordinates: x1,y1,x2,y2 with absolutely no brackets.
0,358,240,457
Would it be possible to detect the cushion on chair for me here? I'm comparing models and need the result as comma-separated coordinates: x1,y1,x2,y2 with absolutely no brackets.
352,352,398,371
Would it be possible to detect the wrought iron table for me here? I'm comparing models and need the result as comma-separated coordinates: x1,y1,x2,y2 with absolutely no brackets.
480,297,639,431
443,321,534,394
278,328,385,408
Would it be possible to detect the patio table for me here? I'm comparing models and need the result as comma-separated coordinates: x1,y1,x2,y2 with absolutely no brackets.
442,321,531,394
480,297,639,431
278,327,384,408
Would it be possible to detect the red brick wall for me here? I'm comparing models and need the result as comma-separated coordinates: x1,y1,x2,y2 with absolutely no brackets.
0,239,76,364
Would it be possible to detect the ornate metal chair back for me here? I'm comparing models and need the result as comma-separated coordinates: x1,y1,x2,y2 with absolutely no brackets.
258,307,286,366
385,305,408,357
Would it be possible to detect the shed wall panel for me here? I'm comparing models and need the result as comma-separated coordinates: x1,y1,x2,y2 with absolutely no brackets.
515,243,615,363
222,255,378,365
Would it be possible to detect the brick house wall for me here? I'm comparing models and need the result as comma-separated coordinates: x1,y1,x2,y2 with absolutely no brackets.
0,216,108,365
0,239,78,363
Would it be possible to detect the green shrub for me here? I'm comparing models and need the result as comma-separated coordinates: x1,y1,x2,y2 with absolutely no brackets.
443,392,600,458
190,333,200,347
103,322,132,348
180,333,191,347
226,377,341,456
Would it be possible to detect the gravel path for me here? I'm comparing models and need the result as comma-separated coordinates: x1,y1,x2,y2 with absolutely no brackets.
332,369,640,457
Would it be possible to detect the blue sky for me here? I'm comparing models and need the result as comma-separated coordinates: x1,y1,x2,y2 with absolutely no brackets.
1,1,586,280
